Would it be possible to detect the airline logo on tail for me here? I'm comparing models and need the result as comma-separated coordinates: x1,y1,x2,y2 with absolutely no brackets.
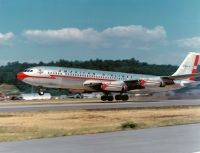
190,54,200,81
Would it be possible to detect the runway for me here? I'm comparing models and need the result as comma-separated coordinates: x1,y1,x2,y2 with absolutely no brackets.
1,99,200,112
0,123,200,153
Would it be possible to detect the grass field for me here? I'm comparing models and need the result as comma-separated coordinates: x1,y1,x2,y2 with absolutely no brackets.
0,106,200,142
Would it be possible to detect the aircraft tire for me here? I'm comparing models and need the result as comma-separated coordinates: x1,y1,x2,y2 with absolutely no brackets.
101,95,107,101
122,95,129,101
107,96,114,101
38,91,44,96
115,95,122,100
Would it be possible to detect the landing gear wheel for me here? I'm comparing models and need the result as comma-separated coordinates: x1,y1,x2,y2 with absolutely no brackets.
38,91,44,96
101,95,107,101
115,95,122,101
38,89,44,96
107,96,114,101
122,95,129,101
101,95,114,101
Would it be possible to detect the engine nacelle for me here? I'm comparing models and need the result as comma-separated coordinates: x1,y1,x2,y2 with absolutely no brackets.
101,81,127,92
139,79,165,88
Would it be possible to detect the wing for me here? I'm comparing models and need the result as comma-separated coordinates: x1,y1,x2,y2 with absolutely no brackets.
83,79,144,92
83,73,200,92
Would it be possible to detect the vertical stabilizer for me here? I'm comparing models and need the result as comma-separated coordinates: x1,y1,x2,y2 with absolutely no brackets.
172,52,200,80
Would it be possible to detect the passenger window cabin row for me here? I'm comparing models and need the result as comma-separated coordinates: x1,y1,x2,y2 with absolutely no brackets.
47,70,133,80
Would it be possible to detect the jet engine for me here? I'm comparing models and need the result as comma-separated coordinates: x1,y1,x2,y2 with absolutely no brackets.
101,81,127,92
139,79,165,88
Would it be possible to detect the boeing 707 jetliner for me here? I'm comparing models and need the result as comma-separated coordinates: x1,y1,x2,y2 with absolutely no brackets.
17,52,200,101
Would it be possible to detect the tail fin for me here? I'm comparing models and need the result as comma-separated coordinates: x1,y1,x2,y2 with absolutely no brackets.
172,52,200,80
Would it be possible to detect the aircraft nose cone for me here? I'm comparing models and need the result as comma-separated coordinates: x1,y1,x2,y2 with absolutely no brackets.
16,72,27,80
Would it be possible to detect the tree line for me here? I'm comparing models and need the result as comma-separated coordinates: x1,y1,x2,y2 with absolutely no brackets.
0,58,178,94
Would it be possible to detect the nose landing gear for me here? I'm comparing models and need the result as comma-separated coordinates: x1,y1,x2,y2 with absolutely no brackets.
38,88,45,96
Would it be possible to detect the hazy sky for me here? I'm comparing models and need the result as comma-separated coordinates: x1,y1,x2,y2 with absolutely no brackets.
1,0,200,65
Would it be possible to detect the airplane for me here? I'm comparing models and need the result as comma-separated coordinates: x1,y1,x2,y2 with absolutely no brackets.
17,52,200,101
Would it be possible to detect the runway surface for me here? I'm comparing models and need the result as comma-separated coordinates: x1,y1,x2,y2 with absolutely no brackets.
0,123,200,153
1,99,200,112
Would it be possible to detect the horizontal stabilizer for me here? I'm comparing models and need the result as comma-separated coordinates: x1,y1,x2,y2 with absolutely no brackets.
162,73,200,80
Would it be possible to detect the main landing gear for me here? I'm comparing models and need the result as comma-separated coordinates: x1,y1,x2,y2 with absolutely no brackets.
101,95,114,101
101,94,129,101
115,94,129,101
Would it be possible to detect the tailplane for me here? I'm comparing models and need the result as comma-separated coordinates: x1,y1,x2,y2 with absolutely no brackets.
172,52,200,80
